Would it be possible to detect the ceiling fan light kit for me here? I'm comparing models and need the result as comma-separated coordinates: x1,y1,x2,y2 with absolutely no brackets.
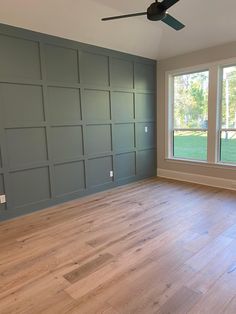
102,0,185,31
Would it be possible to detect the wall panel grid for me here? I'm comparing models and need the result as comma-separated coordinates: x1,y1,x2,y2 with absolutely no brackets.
0,23,156,220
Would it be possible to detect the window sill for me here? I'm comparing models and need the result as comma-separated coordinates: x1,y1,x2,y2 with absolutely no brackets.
165,158,236,170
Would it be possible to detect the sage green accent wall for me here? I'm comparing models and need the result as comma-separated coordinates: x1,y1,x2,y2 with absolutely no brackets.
0,23,156,221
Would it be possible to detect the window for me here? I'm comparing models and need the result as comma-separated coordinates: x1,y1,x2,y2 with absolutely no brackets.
167,60,236,166
171,71,209,161
220,66,236,163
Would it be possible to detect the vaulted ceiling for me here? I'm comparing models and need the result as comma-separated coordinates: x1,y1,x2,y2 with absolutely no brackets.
0,0,235,60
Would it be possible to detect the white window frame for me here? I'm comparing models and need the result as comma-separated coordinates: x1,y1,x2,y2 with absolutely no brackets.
218,64,236,164
165,57,236,167
166,67,210,162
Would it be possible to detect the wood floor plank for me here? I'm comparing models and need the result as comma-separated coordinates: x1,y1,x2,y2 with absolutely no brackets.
64,253,114,284
158,286,202,314
223,296,236,314
186,240,236,294
184,234,233,271
188,268,236,313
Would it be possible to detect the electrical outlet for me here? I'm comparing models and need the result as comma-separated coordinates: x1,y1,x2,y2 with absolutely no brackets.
110,170,114,178
0,195,6,204
145,126,148,133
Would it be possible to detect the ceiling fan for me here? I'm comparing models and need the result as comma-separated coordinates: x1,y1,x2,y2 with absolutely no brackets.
101,0,185,31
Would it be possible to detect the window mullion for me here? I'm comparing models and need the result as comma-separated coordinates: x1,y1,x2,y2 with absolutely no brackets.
207,65,219,163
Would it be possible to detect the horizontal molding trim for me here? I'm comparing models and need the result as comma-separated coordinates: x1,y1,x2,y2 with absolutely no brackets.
157,168,236,191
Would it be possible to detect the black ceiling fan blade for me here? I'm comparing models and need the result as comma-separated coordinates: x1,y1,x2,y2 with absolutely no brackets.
161,0,180,10
161,14,185,30
102,12,146,21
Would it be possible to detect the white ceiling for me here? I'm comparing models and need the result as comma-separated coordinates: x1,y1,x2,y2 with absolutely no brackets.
0,0,236,60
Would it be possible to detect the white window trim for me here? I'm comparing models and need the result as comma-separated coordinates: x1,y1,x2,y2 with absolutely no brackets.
218,65,236,164
165,56,236,167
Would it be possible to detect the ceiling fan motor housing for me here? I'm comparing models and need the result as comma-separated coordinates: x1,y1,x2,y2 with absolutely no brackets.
147,2,166,21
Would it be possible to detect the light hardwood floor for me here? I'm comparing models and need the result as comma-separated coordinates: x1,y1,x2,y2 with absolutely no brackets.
0,178,236,314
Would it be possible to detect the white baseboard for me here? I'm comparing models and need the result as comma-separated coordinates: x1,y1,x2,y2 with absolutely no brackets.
157,168,236,191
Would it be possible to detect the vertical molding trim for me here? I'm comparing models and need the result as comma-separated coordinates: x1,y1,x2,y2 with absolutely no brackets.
39,41,56,198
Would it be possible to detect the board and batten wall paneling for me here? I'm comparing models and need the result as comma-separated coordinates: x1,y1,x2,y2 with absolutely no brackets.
0,23,156,221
